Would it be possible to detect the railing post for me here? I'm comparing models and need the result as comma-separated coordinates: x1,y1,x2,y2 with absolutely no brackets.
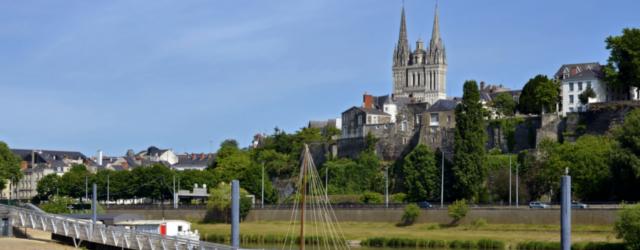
561,169,571,250
231,180,240,249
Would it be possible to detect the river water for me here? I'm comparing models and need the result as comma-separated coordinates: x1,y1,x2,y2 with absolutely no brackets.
240,244,441,250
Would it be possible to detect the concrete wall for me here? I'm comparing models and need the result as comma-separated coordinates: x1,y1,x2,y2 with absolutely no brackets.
106,208,618,225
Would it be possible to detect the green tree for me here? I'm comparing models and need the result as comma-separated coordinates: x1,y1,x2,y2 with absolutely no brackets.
518,75,559,114
59,164,92,199
402,144,438,202
604,28,640,91
448,199,469,225
399,203,420,226
40,195,75,214
578,86,597,105
205,182,252,223
0,141,22,191
35,174,61,202
492,92,516,117
453,80,487,201
614,203,640,250
611,109,640,200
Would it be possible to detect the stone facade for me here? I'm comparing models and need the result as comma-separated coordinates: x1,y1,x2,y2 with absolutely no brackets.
392,5,447,105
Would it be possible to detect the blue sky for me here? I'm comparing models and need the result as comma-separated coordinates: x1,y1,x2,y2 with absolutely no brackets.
1,0,638,156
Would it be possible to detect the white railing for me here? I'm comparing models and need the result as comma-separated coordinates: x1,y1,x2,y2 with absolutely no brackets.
1,204,237,250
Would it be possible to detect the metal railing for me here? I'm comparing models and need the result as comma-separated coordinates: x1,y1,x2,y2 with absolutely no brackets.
1,204,238,250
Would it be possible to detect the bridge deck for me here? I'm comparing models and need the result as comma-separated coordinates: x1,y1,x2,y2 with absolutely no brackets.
1,204,238,250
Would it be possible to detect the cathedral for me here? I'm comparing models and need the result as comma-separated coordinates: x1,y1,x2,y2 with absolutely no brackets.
392,4,447,105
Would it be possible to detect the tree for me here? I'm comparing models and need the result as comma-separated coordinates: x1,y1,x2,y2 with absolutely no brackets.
40,195,75,214
205,182,252,223
448,199,469,225
611,108,640,200
35,174,61,202
518,75,559,114
578,86,597,105
453,80,487,201
59,164,92,199
614,203,640,250
399,204,420,226
402,144,438,202
604,28,640,91
491,92,516,117
0,141,22,191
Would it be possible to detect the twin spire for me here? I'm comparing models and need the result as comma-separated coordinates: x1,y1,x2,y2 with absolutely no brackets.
393,2,445,66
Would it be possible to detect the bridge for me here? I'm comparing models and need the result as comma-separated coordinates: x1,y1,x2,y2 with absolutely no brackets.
0,203,237,250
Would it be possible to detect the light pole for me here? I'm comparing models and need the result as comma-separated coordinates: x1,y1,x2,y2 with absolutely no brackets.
440,150,444,208
325,166,328,197
107,174,110,208
85,175,88,203
516,162,519,208
509,155,512,207
261,162,265,209
384,165,389,208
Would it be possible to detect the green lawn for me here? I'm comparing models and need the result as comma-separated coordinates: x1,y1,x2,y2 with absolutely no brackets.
193,221,618,247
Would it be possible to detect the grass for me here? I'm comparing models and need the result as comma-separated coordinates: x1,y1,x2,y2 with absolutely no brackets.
192,221,618,248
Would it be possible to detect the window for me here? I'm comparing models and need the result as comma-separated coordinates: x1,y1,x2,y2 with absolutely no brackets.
587,81,592,89
578,82,583,91
402,137,407,144
569,107,574,112
447,115,451,124
178,226,183,232
569,82,574,91
569,95,574,104
401,121,407,131
367,115,371,124
430,113,439,126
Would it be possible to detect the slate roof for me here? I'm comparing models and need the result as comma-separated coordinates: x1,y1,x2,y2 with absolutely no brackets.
562,69,602,81
427,99,459,112
555,62,602,80
11,149,87,162
308,120,329,129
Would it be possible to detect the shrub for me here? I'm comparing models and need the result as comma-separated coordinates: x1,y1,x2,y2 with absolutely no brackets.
516,241,560,250
572,242,626,250
399,203,420,226
391,192,407,203
360,191,384,204
39,195,75,214
614,203,640,250
448,199,469,225
477,239,505,249
471,218,488,229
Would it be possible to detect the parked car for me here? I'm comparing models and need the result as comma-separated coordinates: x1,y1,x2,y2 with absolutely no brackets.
417,201,433,208
529,201,550,209
571,201,588,209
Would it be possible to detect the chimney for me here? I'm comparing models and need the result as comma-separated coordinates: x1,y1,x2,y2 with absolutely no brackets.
480,81,486,90
363,93,374,109
97,150,103,166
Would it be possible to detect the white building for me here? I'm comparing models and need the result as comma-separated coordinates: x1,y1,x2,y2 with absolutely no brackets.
555,62,637,116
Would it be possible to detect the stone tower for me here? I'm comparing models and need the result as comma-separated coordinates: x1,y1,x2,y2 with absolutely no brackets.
392,4,447,105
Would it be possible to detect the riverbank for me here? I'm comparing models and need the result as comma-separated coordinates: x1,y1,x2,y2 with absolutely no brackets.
192,221,618,248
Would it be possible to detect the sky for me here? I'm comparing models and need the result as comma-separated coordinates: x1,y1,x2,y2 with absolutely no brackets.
1,0,638,156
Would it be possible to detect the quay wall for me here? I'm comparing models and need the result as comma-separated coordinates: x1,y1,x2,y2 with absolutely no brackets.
105,208,618,225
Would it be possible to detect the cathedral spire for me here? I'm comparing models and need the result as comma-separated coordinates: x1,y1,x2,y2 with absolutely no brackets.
428,1,445,64
394,5,410,67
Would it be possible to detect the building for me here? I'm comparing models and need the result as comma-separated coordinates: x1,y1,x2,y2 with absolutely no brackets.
555,62,638,116
9,149,88,200
392,4,447,105
135,146,179,165
421,99,458,152
172,153,214,171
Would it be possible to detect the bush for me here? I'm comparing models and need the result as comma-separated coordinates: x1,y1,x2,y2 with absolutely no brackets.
572,242,626,250
39,195,75,214
448,199,469,225
391,192,407,203
205,182,252,223
399,204,420,226
360,191,384,204
477,239,505,249
471,218,488,229
516,241,560,250
614,203,640,250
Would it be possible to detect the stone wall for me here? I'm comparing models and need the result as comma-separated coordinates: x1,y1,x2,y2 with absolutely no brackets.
106,208,618,225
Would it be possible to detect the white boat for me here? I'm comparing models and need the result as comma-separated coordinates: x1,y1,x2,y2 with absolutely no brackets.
114,219,200,241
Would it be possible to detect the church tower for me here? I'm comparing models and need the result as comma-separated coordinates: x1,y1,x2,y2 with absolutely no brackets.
392,3,447,105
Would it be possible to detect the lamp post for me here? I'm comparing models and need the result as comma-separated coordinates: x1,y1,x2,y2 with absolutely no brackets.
509,155,512,207
440,150,444,208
